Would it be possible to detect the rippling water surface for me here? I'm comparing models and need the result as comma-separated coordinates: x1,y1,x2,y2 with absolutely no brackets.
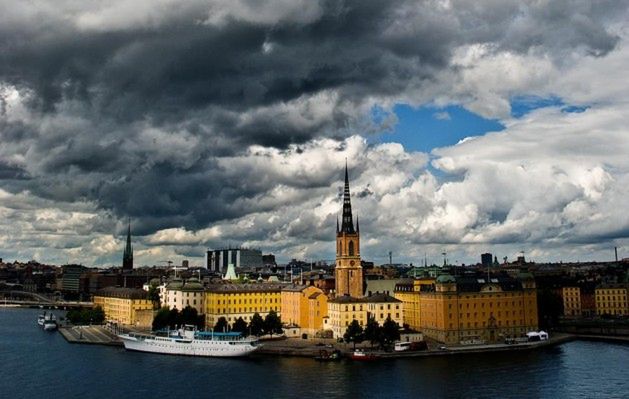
1,308,627,399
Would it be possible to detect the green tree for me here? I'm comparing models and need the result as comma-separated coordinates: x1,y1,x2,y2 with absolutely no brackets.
343,320,364,349
168,308,181,328
232,317,248,336
214,316,229,332
537,288,563,329
249,312,264,336
363,316,381,347
152,307,171,331
264,310,283,337
381,316,401,347
147,284,161,309
66,306,106,325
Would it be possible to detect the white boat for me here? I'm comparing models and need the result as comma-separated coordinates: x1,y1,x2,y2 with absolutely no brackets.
118,325,261,357
42,313,58,331
37,313,46,326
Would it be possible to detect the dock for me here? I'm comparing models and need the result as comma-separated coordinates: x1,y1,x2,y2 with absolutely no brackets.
58,326,123,346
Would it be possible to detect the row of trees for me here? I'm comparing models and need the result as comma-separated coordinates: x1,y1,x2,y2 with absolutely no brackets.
152,306,205,330
151,307,284,337
66,306,105,325
214,310,283,337
343,316,401,349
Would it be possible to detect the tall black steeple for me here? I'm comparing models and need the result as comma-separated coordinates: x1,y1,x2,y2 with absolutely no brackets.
340,161,355,234
122,220,134,270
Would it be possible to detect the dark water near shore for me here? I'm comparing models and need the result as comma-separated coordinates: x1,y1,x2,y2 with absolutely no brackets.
1,308,628,399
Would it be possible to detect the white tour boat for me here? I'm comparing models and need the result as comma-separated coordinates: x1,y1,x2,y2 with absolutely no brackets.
118,325,261,357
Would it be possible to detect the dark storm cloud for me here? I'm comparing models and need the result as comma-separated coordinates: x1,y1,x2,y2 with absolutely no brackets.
0,0,625,238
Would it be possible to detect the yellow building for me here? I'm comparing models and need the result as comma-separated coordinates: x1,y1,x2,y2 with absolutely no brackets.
561,287,582,317
93,287,153,327
595,284,628,316
325,293,402,338
394,273,538,345
281,285,328,335
164,277,205,315
205,283,282,328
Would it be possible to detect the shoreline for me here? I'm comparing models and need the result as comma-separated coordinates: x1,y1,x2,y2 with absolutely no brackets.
55,324,628,358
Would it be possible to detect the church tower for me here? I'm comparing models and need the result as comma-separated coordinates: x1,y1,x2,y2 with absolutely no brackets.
122,221,134,270
334,163,363,297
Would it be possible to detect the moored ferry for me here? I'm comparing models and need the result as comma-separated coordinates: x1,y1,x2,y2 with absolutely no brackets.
118,325,261,357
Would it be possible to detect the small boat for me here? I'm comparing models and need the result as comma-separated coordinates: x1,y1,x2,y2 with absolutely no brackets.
42,313,58,331
314,349,342,361
37,313,46,326
350,349,379,361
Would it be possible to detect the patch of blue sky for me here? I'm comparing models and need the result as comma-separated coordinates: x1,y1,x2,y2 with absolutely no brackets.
371,103,505,153
510,95,589,117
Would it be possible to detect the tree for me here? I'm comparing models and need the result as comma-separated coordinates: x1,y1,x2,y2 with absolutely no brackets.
343,320,364,349
264,310,283,337
381,316,401,347
537,288,564,330
232,317,248,336
180,306,205,329
168,308,181,328
249,313,264,336
147,284,161,309
363,316,381,348
214,317,229,332
152,307,171,331
66,306,106,325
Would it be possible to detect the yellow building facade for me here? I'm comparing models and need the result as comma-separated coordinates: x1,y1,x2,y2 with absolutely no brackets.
281,285,328,335
325,294,402,338
562,287,582,317
205,283,282,328
595,285,628,316
93,287,153,327
394,273,538,345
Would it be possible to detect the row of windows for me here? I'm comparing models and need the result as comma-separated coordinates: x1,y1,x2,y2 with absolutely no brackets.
451,310,525,319
210,306,279,314
452,301,526,309
212,298,279,305
597,289,627,295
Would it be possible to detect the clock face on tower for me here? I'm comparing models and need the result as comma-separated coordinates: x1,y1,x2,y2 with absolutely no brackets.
350,260,355,266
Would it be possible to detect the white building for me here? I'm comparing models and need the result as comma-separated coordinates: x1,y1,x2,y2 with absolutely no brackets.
164,277,205,315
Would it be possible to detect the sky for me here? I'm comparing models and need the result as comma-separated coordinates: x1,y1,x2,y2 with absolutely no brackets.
1,0,629,267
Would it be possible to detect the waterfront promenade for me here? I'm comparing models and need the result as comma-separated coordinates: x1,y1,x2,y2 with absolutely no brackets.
55,323,627,359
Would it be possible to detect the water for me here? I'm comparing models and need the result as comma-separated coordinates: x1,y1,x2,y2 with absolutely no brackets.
1,308,627,399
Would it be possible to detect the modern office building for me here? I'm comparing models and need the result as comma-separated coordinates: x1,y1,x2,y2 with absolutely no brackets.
204,248,262,272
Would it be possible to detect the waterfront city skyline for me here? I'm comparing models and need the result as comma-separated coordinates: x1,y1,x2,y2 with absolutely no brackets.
1,1,629,267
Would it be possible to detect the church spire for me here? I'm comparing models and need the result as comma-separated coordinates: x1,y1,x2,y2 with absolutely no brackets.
340,161,355,234
122,219,134,270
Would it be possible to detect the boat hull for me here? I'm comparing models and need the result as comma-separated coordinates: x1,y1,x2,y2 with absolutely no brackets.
118,334,260,357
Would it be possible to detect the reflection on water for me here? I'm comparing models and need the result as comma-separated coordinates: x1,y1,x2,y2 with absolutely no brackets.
1,308,627,399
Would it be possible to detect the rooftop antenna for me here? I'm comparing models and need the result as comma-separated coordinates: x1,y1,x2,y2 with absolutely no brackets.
442,251,447,267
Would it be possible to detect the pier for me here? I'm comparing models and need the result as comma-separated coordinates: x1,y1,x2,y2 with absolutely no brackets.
58,326,123,346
